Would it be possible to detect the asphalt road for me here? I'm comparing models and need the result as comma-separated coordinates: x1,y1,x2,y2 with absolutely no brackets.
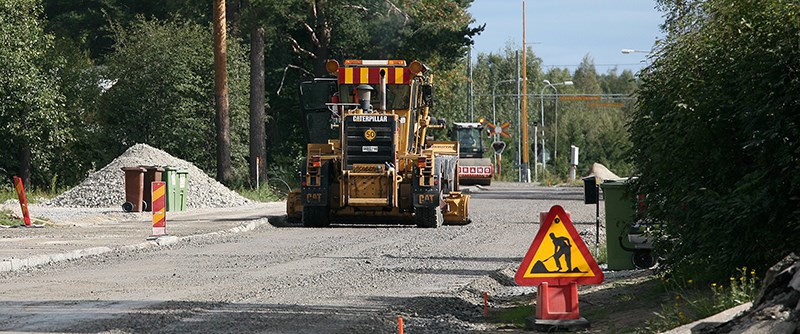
0,184,604,333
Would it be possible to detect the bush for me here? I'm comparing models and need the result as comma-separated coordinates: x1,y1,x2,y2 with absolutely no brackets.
99,17,251,186
630,0,800,280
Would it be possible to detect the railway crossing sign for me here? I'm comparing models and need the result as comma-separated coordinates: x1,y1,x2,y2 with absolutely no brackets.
491,141,506,154
485,121,511,138
515,205,603,286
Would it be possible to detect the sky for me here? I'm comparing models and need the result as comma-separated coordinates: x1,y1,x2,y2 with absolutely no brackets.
467,0,665,74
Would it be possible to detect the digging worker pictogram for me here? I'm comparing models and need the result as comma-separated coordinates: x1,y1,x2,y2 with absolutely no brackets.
549,232,572,272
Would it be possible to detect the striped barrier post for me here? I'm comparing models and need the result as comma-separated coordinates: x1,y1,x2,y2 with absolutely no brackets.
12,176,31,227
151,181,167,237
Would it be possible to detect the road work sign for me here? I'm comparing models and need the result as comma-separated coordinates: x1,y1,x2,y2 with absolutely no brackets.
515,205,603,286
151,181,167,237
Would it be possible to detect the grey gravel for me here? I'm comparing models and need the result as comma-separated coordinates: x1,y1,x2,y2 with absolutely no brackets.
46,143,250,209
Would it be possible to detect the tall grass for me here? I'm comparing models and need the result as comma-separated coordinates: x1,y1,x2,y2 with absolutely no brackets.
641,268,759,332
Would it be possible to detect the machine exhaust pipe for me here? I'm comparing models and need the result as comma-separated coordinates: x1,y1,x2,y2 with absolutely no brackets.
379,69,386,111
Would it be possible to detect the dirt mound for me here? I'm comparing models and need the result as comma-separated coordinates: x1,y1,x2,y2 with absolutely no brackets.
47,144,251,209
585,162,621,182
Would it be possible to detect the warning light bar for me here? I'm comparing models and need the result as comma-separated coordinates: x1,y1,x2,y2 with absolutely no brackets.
344,60,407,67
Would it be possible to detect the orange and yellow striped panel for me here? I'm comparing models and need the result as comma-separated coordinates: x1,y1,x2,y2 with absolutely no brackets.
338,67,410,85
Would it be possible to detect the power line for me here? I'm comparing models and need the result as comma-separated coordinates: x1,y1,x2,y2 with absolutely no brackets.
542,63,643,68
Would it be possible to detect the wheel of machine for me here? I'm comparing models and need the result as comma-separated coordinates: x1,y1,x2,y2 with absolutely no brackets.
632,250,655,269
415,206,443,228
302,206,330,227
122,201,134,212
479,178,491,186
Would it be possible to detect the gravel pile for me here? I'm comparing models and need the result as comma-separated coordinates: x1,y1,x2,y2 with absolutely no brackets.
47,143,251,209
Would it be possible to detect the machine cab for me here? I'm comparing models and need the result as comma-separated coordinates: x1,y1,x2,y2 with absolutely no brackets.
451,122,485,159
298,78,340,144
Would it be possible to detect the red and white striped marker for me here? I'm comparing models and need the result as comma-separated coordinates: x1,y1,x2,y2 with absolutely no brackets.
484,291,489,318
12,176,31,227
151,181,167,237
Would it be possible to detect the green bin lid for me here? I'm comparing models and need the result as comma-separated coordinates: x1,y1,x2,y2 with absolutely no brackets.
600,177,634,188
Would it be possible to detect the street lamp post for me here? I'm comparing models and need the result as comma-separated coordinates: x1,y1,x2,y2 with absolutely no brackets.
540,80,573,176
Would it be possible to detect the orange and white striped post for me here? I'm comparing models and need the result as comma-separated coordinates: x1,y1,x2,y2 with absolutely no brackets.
151,181,167,237
12,176,31,227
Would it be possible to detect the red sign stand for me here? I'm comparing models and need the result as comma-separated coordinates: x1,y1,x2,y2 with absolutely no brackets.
515,205,604,331
12,176,32,227
149,181,167,238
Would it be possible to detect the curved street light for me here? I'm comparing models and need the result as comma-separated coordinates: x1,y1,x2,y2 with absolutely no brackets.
540,80,573,175
620,48,649,54
622,48,652,64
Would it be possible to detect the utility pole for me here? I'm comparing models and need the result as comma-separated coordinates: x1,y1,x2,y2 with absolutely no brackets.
468,46,474,122
516,51,522,182
520,0,530,182
249,26,266,188
213,0,232,184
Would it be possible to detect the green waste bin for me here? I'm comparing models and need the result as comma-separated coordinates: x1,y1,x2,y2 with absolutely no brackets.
163,167,188,212
600,178,637,270
176,169,188,211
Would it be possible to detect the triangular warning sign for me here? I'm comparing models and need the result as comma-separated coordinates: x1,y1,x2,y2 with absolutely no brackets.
515,205,604,286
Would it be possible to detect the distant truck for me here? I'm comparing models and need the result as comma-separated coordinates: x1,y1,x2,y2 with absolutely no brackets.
450,122,492,186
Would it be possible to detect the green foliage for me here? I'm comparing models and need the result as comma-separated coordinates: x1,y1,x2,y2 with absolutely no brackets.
43,0,211,59
467,49,636,182
0,186,17,203
641,269,759,332
236,185,281,202
0,0,70,189
469,44,543,180
251,0,483,179
631,0,800,280
0,209,25,227
98,17,252,185
47,37,108,188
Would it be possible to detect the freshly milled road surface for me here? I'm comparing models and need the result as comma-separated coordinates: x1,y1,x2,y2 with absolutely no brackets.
0,183,603,333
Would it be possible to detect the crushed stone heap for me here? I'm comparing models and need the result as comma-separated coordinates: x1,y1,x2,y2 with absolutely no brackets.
47,143,251,208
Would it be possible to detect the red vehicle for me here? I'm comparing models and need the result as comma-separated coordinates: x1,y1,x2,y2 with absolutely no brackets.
451,122,492,186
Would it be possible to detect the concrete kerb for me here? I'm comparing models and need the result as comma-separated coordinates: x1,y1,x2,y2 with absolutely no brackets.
0,218,271,273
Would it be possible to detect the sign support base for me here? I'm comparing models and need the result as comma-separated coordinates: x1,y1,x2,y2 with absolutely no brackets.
536,282,580,320
527,281,590,331
526,317,590,332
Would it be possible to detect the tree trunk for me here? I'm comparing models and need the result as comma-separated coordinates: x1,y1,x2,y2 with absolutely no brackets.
227,0,242,35
249,26,267,188
18,142,31,189
311,0,332,76
213,0,232,184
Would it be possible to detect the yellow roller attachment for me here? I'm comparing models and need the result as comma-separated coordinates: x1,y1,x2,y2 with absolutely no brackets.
443,192,471,225
286,189,303,223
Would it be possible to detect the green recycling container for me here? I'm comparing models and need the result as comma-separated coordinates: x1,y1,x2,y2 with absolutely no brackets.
176,169,188,211
162,167,188,212
600,178,637,270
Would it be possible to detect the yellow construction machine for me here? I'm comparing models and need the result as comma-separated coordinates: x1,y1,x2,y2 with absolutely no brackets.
286,59,471,227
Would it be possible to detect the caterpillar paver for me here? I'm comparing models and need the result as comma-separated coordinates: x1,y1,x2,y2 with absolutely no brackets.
286,59,471,228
